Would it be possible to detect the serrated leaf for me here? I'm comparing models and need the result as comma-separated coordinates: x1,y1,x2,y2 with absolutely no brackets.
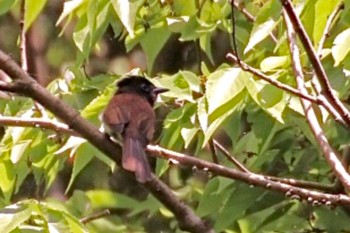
332,28,350,66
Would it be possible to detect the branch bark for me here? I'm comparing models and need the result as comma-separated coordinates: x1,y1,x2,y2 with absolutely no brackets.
283,10,350,191
280,0,350,126
0,49,213,233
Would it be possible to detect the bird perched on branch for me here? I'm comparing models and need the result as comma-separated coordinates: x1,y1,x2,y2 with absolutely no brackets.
102,76,168,183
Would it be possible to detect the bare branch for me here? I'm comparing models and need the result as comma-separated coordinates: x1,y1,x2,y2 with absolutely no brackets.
147,145,350,206
283,10,350,191
280,0,350,126
213,139,249,172
19,0,27,72
0,116,78,136
80,209,111,224
0,115,337,193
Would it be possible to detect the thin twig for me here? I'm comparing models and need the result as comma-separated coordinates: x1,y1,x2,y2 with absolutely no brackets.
80,209,111,224
232,1,277,43
19,0,27,72
213,139,249,172
19,0,47,117
208,139,218,164
226,53,319,103
230,0,240,61
317,2,344,56
283,10,350,191
0,116,78,136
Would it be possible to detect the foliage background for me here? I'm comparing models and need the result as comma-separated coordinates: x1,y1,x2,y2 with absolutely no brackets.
0,0,350,232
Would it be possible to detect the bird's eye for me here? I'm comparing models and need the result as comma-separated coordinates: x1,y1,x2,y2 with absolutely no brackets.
140,83,149,92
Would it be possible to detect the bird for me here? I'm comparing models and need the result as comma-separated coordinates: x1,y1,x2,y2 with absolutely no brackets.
101,75,168,183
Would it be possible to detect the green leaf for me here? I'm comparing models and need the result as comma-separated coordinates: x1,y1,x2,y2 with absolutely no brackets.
196,177,232,217
156,72,198,102
197,96,208,131
332,28,350,66
181,127,199,148
65,142,95,193
111,0,138,37
244,76,287,123
214,184,264,232
260,56,289,72
206,68,247,114
0,202,32,232
56,0,85,25
25,0,48,31
140,27,171,73
313,0,341,45
73,14,90,52
10,140,31,164
0,0,16,15
0,161,16,201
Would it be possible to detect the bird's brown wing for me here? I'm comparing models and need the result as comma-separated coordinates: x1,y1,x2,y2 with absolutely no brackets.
102,96,130,136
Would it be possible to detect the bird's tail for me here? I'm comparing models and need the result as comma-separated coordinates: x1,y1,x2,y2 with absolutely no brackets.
122,137,152,183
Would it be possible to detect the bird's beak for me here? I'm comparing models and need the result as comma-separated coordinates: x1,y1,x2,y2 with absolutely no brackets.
153,87,169,95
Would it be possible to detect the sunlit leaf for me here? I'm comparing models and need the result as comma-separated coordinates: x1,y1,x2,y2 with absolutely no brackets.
332,28,350,66
0,203,32,232
56,0,85,25
260,56,288,72
111,0,138,37
244,19,276,54
206,68,247,114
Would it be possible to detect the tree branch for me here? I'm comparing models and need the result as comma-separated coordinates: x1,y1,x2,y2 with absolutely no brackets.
147,145,350,206
0,49,213,233
280,0,350,126
226,53,320,104
0,114,338,194
283,10,350,191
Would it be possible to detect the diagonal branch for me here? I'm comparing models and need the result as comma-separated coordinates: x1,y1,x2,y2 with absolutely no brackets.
283,10,350,191
226,53,348,127
280,0,350,126
0,49,213,233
